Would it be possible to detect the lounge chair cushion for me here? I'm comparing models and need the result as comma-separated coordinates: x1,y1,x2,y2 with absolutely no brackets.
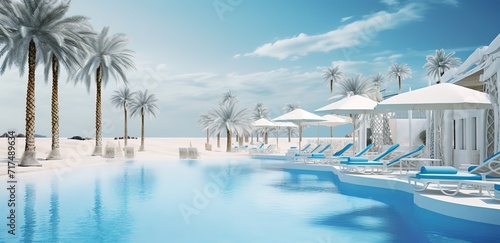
311,153,325,158
420,166,457,174
348,157,369,162
346,161,384,166
415,173,482,180
495,184,500,191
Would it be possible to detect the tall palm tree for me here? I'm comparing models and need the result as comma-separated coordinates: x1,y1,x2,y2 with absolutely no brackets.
423,49,461,84
387,62,412,94
208,101,253,152
129,90,159,151
253,102,269,143
369,73,387,102
75,27,135,156
111,87,136,147
0,0,88,166
323,66,343,96
41,4,93,160
283,103,300,142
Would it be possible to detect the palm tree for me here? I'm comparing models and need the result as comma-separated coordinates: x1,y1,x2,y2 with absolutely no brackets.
323,66,343,96
369,73,387,102
333,74,376,99
387,62,412,94
129,90,160,151
208,101,253,152
253,102,269,143
198,112,215,149
75,27,135,156
41,4,93,160
111,87,136,147
283,103,300,142
0,0,89,166
214,91,238,147
423,49,461,84
334,74,377,150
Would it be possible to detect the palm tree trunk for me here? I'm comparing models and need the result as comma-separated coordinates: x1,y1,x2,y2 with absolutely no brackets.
217,133,220,148
92,65,103,156
398,75,402,94
124,101,128,147
206,129,209,144
47,55,61,160
226,128,231,152
139,108,145,151
264,130,268,144
20,40,41,166
288,129,291,142
330,79,333,95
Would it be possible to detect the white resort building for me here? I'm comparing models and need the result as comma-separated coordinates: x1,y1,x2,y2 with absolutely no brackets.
428,34,500,167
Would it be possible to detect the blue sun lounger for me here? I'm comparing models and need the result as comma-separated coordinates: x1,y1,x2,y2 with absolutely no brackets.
301,143,353,163
340,144,425,174
408,151,500,196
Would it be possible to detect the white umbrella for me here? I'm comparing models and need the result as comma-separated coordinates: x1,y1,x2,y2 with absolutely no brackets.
252,118,275,144
272,121,298,147
375,83,493,111
272,108,326,151
375,83,493,163
316,95,378,154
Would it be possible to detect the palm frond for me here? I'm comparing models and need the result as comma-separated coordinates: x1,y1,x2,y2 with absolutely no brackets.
387,62,412,80
423,49,461,82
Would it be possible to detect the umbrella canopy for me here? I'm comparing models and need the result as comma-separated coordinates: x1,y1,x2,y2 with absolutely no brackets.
304,114,352,126
273,108,327,123
252,118,276,127
375,83,493,111
316,95,378,114
252,118,275,145
273,108,326,150
273,121,299,128
316,95,378,154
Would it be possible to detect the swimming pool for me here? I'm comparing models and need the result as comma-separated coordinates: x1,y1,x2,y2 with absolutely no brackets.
1,159,499,242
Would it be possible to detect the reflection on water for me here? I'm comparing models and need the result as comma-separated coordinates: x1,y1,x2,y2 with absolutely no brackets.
22,183,36,243
49,179,59,243
1,160,498,242
93,178,103,242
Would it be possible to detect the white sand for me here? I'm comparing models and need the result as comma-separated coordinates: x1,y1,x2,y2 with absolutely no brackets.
1,136,349,176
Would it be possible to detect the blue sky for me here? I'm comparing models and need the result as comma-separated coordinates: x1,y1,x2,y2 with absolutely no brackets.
1,0,500,138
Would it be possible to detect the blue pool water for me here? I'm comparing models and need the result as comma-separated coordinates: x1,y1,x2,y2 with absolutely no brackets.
1,159,499,242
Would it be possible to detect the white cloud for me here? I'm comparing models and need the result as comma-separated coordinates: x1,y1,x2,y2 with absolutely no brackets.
341,16,354,22
241,3,423,60
373,53,403,61
381,0,398,6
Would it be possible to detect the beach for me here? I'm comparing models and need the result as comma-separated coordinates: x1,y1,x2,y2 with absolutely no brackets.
0,137,312,176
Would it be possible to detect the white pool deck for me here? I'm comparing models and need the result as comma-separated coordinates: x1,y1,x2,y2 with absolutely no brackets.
262,161,500,226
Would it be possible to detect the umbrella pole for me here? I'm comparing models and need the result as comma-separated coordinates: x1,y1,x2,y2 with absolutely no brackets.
299,125,302,151
317,124,320,144
276,127,279,149
352,115,356,156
